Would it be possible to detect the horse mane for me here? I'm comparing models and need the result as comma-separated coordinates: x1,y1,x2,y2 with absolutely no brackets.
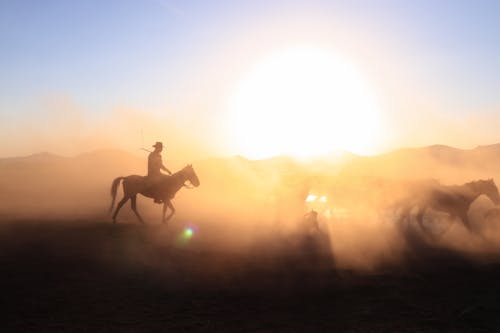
173,164,192,175
465,178,494,189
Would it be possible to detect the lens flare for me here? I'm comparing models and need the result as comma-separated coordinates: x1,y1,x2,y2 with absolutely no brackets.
176,224,198,246
184,228,193,238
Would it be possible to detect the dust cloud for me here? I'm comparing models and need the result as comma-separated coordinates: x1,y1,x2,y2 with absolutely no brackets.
2,142,500,279
0,96,218,161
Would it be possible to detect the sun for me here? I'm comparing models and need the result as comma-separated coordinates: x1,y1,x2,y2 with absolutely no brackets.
225,46,384,159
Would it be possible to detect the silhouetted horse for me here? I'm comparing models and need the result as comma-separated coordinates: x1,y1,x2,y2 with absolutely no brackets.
398,179,500,235
109,165,200,224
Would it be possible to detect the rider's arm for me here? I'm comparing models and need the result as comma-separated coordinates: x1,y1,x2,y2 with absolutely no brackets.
161,164,172,175
157,155,172,175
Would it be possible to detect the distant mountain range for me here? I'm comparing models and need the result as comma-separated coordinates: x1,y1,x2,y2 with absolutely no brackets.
1,143,500,185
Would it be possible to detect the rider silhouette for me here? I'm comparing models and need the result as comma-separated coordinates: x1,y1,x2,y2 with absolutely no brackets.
147,142,172,203
304,209,320,232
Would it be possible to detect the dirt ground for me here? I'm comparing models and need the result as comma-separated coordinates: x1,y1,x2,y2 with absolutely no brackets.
2,219,500,332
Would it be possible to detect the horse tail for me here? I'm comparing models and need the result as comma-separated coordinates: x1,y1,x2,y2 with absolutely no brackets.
109,177,125,213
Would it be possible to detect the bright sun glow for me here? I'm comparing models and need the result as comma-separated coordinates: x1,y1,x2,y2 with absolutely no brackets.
226,46,384,159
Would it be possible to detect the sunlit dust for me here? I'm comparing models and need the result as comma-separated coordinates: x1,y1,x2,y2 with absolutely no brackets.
306,194,318,202
305,192,332,219
226,45,385,159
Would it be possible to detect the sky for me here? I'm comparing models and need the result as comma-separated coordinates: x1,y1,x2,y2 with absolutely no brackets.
1,0,499,159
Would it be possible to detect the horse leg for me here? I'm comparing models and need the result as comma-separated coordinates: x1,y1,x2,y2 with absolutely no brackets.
162,200,176,224
112,195,130,223
130,195,145,225
162,202,167,223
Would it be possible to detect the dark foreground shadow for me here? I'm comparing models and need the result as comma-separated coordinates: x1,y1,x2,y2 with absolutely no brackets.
2,219,500,332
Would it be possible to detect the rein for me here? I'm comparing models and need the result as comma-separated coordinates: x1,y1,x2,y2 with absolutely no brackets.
177,169,195,189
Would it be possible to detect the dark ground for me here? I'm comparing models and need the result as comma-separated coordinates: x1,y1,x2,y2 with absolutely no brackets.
2,220,500,332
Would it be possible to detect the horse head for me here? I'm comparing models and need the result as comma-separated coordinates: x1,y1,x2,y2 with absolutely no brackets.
468,179,500,204
181,164,200,187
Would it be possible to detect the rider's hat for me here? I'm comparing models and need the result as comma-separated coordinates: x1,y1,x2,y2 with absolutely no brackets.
152,142,163,149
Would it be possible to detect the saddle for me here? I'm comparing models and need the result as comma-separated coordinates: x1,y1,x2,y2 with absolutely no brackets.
145,175,170,204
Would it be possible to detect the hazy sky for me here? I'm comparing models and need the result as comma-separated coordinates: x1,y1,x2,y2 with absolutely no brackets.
1,0,499,158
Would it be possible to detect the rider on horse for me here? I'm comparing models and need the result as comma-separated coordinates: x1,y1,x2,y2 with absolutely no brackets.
147,142,172,203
